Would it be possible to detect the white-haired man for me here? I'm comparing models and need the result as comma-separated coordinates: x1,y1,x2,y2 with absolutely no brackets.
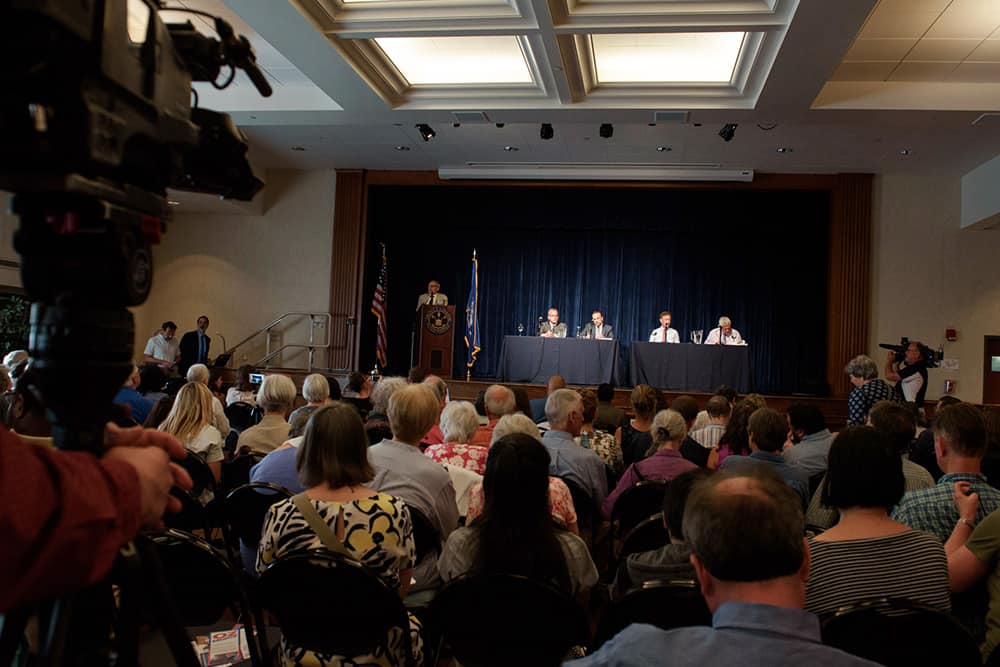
704,316,743,345
542,388,608,507
470,384,516,447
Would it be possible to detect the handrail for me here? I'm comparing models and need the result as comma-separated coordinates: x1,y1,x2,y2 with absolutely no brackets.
225,312,330,355
223,312,332,371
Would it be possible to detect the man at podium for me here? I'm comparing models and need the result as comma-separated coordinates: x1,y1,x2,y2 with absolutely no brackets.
416,279,448,310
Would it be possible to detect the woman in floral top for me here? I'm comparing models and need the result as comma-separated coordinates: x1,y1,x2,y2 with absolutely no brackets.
575,388,624,476
424,401,488,474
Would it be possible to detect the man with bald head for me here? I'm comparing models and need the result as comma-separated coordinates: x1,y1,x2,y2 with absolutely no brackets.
574,469,879,667
470,384,516,447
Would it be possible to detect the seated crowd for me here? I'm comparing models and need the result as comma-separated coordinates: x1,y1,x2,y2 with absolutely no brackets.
11,343,1000,666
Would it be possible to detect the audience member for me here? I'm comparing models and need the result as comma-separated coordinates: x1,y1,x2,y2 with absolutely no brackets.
439,434,598,600
113,365,155,425
574,468,879,667
721,408,810,507
805,427,950,616
471,384,517,446
602,409,697,518
186,363,230,436
341,371,374,419
783,403,834,477
717,401,755,465
158,382,224,485
368,383,459,592
689,395,731,450
671,395,715,469
143,395,175,429
892,403,1000,541
511,386,534,422
365,376,407,445
543,388,609,508
910,395,962,480
143,321,180,372
226,364,258,407
530,375,565,425
407,366,427,384
237,374,295,454
420,374,448,445
612,468,710,597
287,373,331,427
425,400,487,474
594,382,626,432
256,403,421,665
576,388,623,476
616,384,658,467
844,354,896,427
692,385,738,431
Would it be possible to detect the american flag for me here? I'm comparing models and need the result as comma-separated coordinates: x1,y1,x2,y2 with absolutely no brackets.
371,242,388,368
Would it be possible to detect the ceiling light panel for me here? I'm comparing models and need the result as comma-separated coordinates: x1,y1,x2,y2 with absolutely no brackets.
591,32,746,83
375,36,533,84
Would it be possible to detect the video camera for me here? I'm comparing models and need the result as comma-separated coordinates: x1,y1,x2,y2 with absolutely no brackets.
878,337,942,369
0,0,269,452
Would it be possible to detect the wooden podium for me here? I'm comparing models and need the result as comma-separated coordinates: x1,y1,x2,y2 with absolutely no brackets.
417,304,455,378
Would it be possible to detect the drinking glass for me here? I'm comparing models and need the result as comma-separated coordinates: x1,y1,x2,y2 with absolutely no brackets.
691,329,704,345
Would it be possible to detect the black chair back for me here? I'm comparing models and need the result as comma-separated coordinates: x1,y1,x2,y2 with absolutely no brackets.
222,451,266,492
428,573,589,667
164,487,211,536
617,513,669,562
225,402,262,432
821,597,981,667
558,476,595,534
257,552,412,663
407,505,441,562
595,579,710,647
178,451,216,500
224,482,293,553
611,480,669,539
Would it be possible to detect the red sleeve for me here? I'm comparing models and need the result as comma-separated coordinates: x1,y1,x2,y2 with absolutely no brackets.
0,428,142,612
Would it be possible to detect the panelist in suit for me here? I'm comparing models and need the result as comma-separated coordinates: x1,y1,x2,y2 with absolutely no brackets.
415,279,449,310
649,311,680,343
580,310,614,340
704,316,744,345
179,315,211,376
538,308,567,338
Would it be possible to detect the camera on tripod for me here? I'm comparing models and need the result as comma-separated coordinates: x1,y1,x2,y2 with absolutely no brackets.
878,337,942,368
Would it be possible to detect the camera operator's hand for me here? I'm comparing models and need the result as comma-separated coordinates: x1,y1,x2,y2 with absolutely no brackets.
104,423,193,526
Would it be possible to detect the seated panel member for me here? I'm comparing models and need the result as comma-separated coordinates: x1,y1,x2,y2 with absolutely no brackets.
580,310,614,340
704,316,744,345
538,308,567,338
649,311,680,343
415,279,448,310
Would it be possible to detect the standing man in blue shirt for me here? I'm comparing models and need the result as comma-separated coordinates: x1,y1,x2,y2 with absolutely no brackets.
179,315,211,376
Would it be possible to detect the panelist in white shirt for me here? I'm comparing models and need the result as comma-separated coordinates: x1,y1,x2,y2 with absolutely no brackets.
648,311,680,343
704,316,744,345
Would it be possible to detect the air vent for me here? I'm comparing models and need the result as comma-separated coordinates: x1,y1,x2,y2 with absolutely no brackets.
452,111,491,123
653,111,690,124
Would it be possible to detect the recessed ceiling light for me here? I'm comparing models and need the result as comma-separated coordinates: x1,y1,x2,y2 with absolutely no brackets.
503,145,518,152
899,149,911,156
374,36,532,85
776,147,793,153
291,146,306,152
656,146,672,152
592,32,746,84
395,146,410,151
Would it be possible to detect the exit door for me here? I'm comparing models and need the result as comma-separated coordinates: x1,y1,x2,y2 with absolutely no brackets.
984,336,1000,404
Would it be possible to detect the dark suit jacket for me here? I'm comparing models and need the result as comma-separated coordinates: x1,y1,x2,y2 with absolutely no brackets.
580,322,614,339
537,321,567,338
179,330,211,375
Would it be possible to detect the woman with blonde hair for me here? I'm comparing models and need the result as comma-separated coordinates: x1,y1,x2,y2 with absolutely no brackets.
616,384,659,467
159,381,224,484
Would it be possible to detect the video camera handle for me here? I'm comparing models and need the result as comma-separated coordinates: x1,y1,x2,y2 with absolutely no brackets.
213,17,272,97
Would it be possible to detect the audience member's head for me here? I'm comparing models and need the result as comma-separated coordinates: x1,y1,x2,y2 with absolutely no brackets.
185,363,210,385
630,384,659,421
491,413,542,444
663,468,712,542
545,388,583,434
786,403,826,439
597,383,615,403
670,395,699,427
407,366,427,384
302,373,331,405
683,468,806,609
370,376,407,416
651,409,688,450
740,393,768,412
388,383,439,445
484,384,516,419
868,400,916,455
511,386,533,420
440,400,480,444
326,376,342,401
234,364,255,391
821,426,904,511
578,388,598,426
122,365,141,389
748,408,786,453
297,403,373,489
705,394,733,421
714,384,738,405
347,371,367,394
159,381,213,443
256,374,297,416
844,354,879,383
547,375,566,395
933,402,987,460
720,401,755,457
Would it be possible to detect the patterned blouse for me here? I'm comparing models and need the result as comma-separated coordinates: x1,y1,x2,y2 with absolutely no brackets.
424,443,489,475
257,492,420,667
577,429,623,475
466,476,578,529
847,379,895,426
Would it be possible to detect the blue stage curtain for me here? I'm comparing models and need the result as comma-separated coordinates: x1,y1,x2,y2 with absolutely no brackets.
363,185,831,395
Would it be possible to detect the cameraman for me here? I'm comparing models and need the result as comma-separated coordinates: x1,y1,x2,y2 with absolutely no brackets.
884,341,928,408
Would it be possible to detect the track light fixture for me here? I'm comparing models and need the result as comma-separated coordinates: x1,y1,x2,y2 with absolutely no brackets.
718,123,738,142
599,123,613,139
416,123,436,142
540,123,554,140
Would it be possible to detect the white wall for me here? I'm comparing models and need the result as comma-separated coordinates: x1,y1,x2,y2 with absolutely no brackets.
132,169,336,369
870,170,1000,404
